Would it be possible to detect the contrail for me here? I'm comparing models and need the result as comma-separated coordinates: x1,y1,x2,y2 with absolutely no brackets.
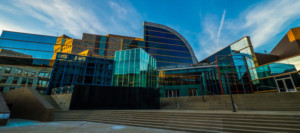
217,10,226,45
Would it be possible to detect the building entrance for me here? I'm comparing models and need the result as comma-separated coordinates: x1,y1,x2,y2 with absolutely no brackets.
275,75,296,92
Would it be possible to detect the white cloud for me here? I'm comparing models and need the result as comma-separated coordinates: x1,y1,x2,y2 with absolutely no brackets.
0,0,143,38
0,19,30,35
109,1,128,20
196,11,230,60
244,0,300,47
11,0,108,38
197,0,300,60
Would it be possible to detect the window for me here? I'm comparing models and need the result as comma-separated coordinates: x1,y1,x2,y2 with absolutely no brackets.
5,67,11,74
189,89,197,96
0,66,2,72
28,79,33,87
165,90,180,98
39,72,45,77
42,81,48,87
12,77,19,84
10,88,15,91
21,78,27,86
0,76,8,83
0,87,4,92
16,69,22,75
24,72,28,76
28,72,35,76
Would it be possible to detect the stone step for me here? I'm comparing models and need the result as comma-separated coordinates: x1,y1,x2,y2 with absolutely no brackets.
53,113,300,125
54,117,286,133
54,111,300,120
91,117,300,132
53,110,300,132
54,115,300,129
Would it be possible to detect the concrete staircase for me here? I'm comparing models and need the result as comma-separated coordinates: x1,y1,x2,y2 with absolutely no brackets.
53,110,300,132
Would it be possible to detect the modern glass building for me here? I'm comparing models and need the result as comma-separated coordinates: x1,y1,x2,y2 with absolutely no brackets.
199,36,258,95
0,65,51,94
158,66,215,97
0,31,58,62
144,22,197,68
47,53,114,94
1,23,299,96
0,31,56,94
81,33,145,59
66,22,198,68
251,54,300,93
113,48,157,88
249,27,300,93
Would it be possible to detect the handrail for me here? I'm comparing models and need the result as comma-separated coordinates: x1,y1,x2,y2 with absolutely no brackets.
206,90,238,111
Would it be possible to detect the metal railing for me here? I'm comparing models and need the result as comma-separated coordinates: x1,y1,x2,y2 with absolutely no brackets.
205,90,238,112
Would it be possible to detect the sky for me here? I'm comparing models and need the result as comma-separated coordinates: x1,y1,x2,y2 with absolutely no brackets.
0,0,300,61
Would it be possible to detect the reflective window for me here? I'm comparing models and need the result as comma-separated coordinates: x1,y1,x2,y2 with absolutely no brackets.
5,67,11,73
144,25,194,67
0,76,8,83
16,69,22,75
114,48,157,88
48,53,114,94
12,77,19,84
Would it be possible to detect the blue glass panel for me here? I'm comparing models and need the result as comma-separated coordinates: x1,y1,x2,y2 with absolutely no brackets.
147,42,189,51
147,48,192,57
145,26,171,33
145,30,180,40
0,31,57,59
146,36,186,46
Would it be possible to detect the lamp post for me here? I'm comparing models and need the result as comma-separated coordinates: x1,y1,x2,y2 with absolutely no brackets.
225,72,236,112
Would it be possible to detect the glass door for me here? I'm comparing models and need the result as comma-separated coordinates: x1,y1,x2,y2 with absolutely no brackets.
276,79,286,92
284,78,296,92
275,77,296,92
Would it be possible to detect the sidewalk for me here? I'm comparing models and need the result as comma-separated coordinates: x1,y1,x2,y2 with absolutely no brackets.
0,119,185,133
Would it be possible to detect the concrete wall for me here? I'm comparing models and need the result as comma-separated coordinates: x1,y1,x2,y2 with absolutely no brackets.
270,35,300,59
0,93,10,126
255,53,279,65
51,94,72,111
3,88,54,121
161,92,300,111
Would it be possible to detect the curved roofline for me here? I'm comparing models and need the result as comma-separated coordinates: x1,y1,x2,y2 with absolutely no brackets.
143,21,198,64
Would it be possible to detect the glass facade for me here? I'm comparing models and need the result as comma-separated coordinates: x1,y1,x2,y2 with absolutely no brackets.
251,55,300,92
0,31,55,94
144,22,197,68
158,66,215,97
200,37,258,95
0,31,57,61
1,23,299,97
0,65,51,94
113,48,157,88
47,53,114,94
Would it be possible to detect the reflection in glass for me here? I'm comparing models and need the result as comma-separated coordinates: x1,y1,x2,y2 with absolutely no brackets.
113,48,157,88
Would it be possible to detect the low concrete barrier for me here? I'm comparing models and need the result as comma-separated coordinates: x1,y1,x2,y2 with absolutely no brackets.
51,93,72,111
161,92,300,111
